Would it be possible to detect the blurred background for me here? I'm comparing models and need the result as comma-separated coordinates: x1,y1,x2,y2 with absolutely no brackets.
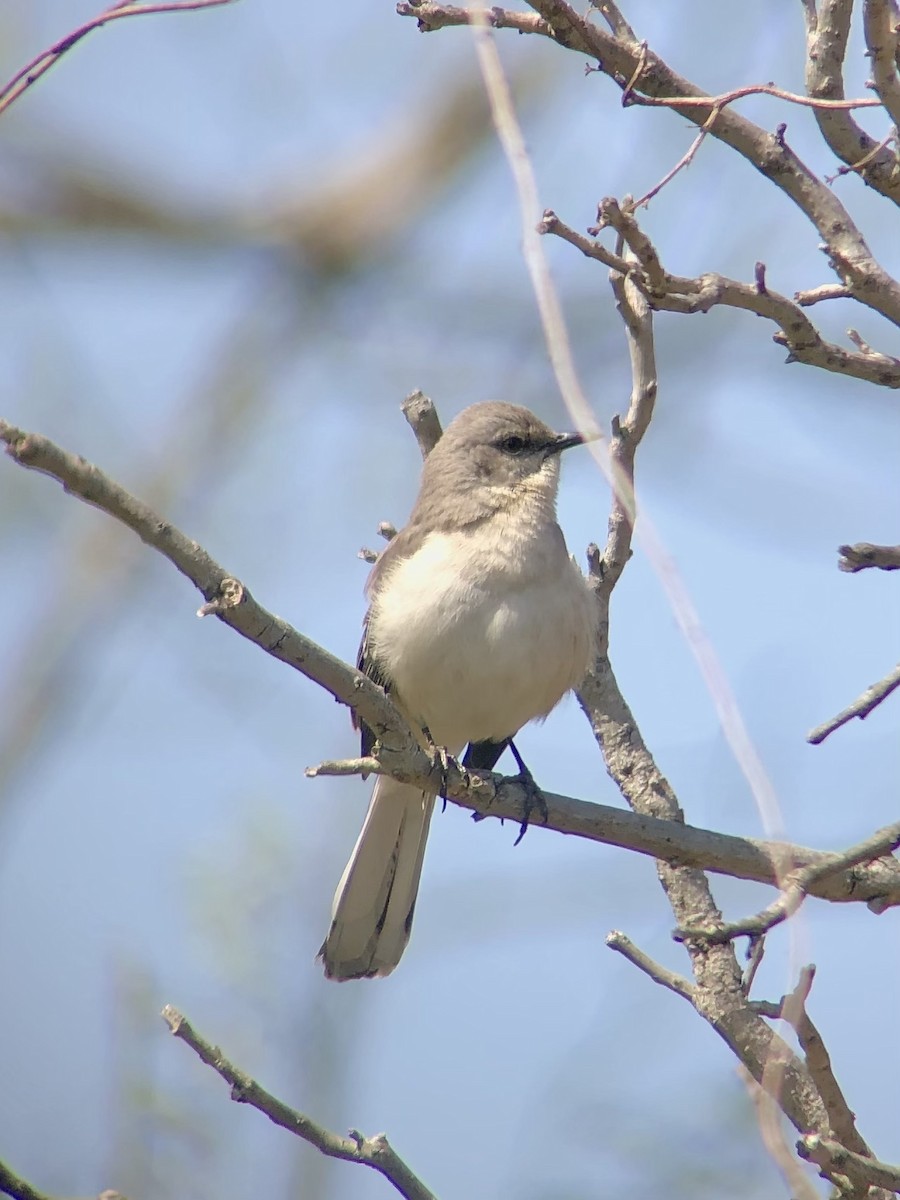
1,1,898,1197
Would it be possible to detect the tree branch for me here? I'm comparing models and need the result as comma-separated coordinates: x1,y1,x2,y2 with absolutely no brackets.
542,211,900,388
802,0,900,203
0,1161,54,1200
0,0,236,119
399,0,900,330
838,542,900,572
5,418,899,912
161,1007,436,1200
808,661,900,743
676,821,900,942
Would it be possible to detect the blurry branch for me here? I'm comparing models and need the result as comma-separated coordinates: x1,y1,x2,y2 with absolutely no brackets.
541,209,900,388
5,417,900,910
398,0,900,333
0,0,236,119
0,70,544,278
839,541,900,571
863,0,900,130
0,1159,123,1200
0,1160,52,1200
807,660,900,743
0,286,298,820
161,1007,436,1200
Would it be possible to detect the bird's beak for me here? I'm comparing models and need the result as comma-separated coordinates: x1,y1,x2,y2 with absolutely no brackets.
549,430,587,454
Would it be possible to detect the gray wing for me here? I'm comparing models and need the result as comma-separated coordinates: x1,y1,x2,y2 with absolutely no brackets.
353,522,425,755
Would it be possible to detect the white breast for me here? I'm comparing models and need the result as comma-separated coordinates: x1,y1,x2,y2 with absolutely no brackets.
367,515,596,751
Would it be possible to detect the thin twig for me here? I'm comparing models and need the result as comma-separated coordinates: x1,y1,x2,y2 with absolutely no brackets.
0,0,235,118
161,1006,437,1200
808,662,900,743
606,931,695,999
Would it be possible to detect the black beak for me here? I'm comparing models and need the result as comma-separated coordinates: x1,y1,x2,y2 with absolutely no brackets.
548,431,585,455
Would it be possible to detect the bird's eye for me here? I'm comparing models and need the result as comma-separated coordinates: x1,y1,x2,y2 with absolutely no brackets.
497,434,528,454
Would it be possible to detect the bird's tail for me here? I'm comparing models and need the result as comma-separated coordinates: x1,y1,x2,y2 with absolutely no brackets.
318,776,436,980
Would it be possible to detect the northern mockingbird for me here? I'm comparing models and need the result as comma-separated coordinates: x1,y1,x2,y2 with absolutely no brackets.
319,401,597,980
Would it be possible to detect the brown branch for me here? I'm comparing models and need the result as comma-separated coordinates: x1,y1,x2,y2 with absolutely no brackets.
5,418,900,911
863,0,900,129
676,821,900,942
161,1007,436,1200
808,661,900,743
0,0,236,119
606,931,695,999
799,1134,900,1194
838,541,900,571
592,215,657,599
400,389,444,458
801,0,900,204
771,966,872,1158
398,0,900,330
542,212,900,388
0,1161,54,1200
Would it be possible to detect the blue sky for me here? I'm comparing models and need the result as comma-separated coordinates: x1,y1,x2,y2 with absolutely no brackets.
0,2,898,1197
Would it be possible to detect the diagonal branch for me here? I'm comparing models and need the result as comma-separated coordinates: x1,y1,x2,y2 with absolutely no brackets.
838,542,900,571
399,0,900,330
0,0,236,119
162,1007,437,1200
808,661,900,743
6,418,900,912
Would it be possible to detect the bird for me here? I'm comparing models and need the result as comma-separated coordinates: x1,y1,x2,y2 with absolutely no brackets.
318,400,597,980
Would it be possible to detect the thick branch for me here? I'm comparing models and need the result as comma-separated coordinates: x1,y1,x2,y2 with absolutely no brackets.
5,419,900,911
802,0,900,203
0,1161,54,1200
161,1007,436,1200
863,0,900,129
838,542,900,571
399,0,900,330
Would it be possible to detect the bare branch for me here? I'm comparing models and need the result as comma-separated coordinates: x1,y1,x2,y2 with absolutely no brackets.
808,661,900,743
774,966,873,1158
161,1006,436,1200
0,1160,54,1200
401,389,443,458
676,821,900,943
799,1134,900,1194
802,0,900,203
863,0,900,129
542,212,900,388
399,0,900,329
606,930,695,1000
838,542,900,571
0,0,236,119
595,223,658,596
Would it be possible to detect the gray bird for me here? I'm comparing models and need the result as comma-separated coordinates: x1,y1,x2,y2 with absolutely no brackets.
319,401,597,980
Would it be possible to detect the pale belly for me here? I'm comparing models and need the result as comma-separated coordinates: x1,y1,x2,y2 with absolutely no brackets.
367,528,596,750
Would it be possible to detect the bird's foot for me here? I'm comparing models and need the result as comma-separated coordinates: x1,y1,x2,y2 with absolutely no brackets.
507,741,548,846
422,723,452,809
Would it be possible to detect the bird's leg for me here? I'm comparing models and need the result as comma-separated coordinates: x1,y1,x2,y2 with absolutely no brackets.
506,739,549,846
420,722,451,808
